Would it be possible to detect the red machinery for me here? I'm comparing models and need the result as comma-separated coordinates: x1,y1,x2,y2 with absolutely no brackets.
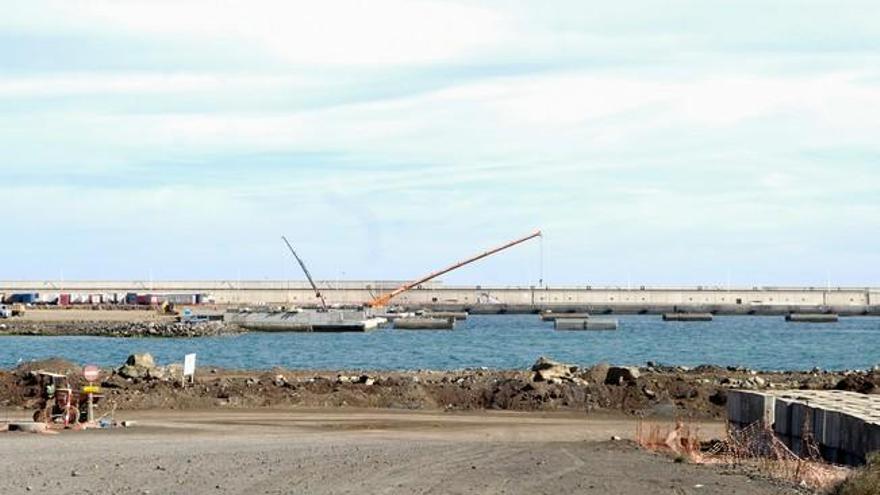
31,369,103,427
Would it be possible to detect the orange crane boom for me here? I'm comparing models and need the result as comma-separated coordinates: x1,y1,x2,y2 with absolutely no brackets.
366,229,542,308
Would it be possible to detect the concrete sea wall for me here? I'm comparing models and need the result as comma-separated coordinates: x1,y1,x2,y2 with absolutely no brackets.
1,281,878,315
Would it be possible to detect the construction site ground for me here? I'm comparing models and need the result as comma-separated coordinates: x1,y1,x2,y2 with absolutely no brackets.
0,408,802,495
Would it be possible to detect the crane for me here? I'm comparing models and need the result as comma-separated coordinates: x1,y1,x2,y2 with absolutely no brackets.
281,236,327,311
366,229,542,308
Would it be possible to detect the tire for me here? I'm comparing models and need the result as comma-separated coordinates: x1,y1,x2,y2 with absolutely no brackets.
64,406,80,426
32,409,48,423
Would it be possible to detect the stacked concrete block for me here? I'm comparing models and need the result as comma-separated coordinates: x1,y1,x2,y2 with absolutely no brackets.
730,389,880,466
727,390,776,428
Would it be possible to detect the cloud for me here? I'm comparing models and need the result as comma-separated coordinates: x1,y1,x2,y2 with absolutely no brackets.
0,73,311,98
0,2,879,284
4,0,513,66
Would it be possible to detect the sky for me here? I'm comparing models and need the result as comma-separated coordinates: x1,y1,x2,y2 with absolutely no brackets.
1,1,878,286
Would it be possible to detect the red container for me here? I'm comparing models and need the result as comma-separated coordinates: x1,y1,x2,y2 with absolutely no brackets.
58,294,71,306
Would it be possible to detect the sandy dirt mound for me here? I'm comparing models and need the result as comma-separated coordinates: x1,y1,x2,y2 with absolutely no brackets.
0,355,856,419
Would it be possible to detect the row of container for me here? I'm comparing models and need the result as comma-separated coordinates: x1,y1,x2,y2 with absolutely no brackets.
0,292,207,306
2,293,40,304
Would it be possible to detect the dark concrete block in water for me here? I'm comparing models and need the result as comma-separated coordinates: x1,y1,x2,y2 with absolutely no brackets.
541,312,591,321
554,318,587,330
394,317,455,330
662,313,713,321
554,318,618,331
422,311,468,320
785,313,839,323
585,318,619,330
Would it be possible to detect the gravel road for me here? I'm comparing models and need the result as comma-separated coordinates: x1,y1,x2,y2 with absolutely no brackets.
0,409,800,495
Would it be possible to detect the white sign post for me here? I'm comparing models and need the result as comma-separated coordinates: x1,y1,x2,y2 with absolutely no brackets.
82,365,101,422
183,353,196,386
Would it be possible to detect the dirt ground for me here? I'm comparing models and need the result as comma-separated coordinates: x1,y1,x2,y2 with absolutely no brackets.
2,357,873,421
0,408,802,495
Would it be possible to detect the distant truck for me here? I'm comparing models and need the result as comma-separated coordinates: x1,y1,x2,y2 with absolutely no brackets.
181,308,211,323
0,304,22,318
4,293,38,304
0,304,25,318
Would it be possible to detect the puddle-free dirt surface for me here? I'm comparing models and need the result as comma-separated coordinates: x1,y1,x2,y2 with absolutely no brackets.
0,408,800,494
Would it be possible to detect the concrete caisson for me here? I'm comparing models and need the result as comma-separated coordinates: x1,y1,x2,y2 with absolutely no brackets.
662,313,713,322
553,318,618,331
785,313,839,323
393,317,455,330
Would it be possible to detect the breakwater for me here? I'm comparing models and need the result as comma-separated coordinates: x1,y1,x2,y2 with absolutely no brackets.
2,281,878,315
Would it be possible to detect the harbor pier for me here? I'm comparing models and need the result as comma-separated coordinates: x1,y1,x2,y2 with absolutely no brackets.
1,281,878,315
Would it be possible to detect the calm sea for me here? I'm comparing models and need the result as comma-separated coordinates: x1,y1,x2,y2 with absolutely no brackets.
2,315,878,371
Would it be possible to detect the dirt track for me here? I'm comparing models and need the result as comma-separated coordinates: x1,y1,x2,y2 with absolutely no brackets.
0,409,800,495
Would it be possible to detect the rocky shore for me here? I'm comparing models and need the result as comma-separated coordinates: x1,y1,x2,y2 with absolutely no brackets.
0,320,239,338
3,356,877,418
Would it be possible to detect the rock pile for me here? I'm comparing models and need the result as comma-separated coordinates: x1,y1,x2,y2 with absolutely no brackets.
604,366,640,386
530,357,586,385
336,374,376,386
7,354,875,419
1,321,237,338
116,353,181,382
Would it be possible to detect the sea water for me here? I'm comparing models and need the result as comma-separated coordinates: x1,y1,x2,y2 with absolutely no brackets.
1,315,878,371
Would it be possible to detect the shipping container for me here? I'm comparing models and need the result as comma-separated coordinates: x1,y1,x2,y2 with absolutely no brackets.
58,294,71,306
164,293,200,305
9,293,39,304
135,295,161,306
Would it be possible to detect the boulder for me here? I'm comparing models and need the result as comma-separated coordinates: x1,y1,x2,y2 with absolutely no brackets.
588,363,610,384
834,374,878,394
709,389,728,406
531,356,577,382
165,363,184,380
126,353,155,369
605,366,640,386
117,365,144,380
145,367,166,380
